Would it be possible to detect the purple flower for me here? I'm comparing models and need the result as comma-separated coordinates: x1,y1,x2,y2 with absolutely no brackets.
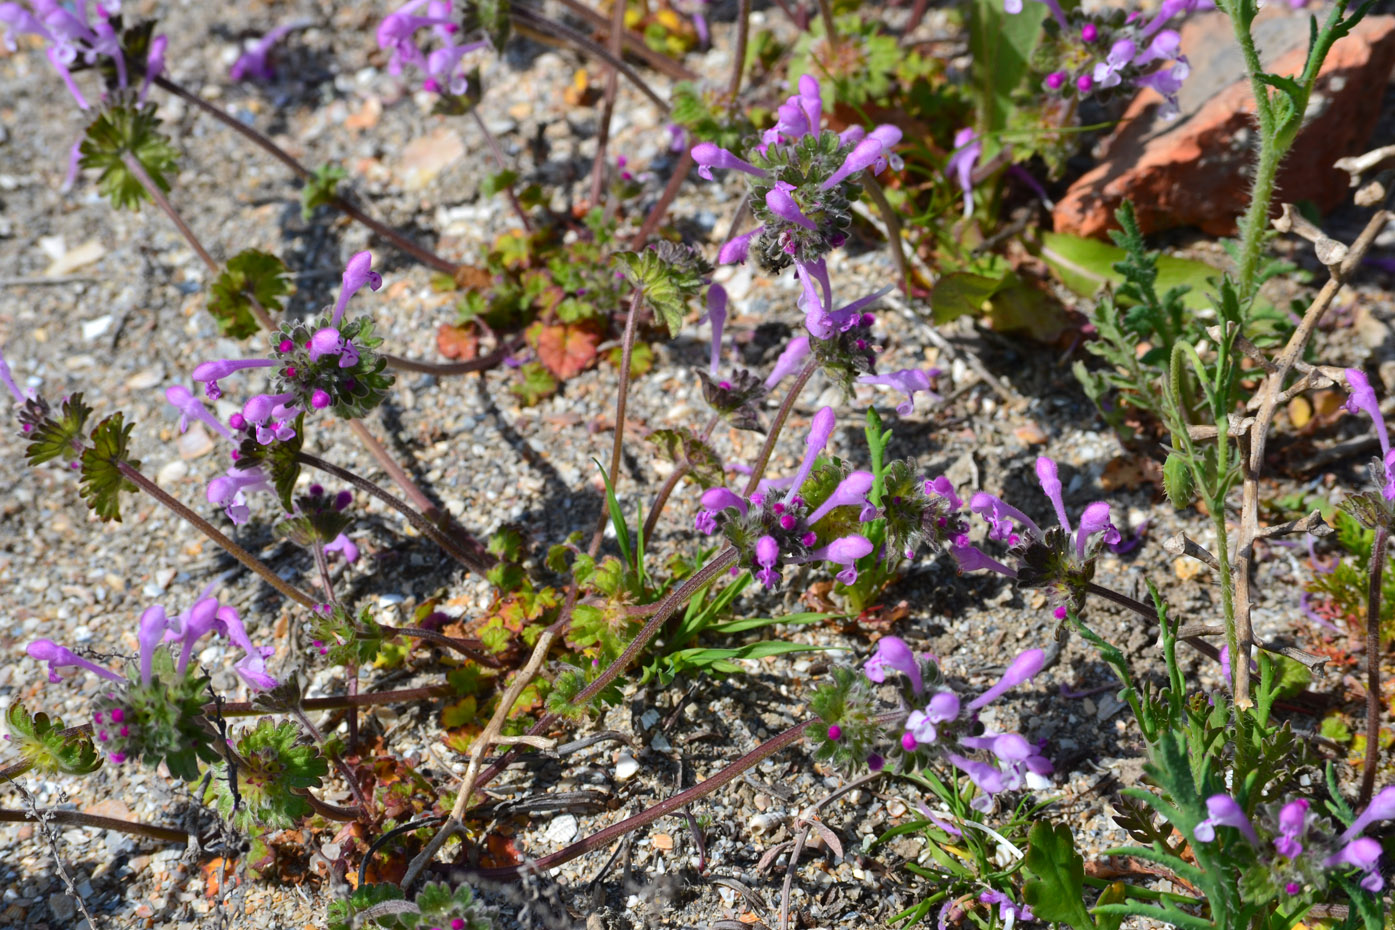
782,406,838,506
805,471,875,525
1325,837,1384,892
0,344,28,405
951,543,1018,577
1340,785,1395,843
1092,38,1138,89
969,492,1041,543
137,604,169,686
905,692,959,743
166,595,221,673
215,605,279,691
718,226,763,265
422,37,489,94
1273,798,1309,859
27,640,124,684
945,128,982,219
705,283,727,376
754,535,780,587
324,533,359,564
764,337,810,388
1075,501,1120,559
229,19,311,83
765,188,818,231
815,534,874,585
700,486,749,518
857,368,939,416
795,259,835,337
823,126,904,189
1345,369,1395,499
191,357,276,401
1035,457,1072,532
165,385,234,440
967,649,1045,712
308,326,347,362
377,0,452,75
1193,794,1260,845
924,476,964,511
139,33,167,102
330,251,382,326
206,465,274,525
979,889,1035,929
864,635,923,694
691,142,766,182
948,753,1006,799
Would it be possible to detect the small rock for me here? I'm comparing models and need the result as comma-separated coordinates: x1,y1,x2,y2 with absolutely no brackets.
44,238,106,277
157,460,190,485
1174,557,1207,582
652,833,674,851
1014,422,1047,445
154,568,176,591
614,752,640,781
176,424,215,460
1055,11,1395,237
396,127,466,191
81,315,113,341
47,893,76,922
542,814,578,845
125,367,165,390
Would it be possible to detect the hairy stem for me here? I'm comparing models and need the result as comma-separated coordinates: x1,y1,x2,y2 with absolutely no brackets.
727,0,753,113
587,0,628,210
630,150,694,249
0,808,188,844
741,356,820,497
382,336,523,376
379,625,505,668
116,461,318,608
296,451,493,577
121,152,274,330
589,289,647,557
151,75,464,275
642,413,721,542
215,683,454,718
1361,527,1388,804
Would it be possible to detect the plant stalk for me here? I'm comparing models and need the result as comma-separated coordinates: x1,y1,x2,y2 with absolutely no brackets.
589,289,647,557
0,808,188,844
116,461,318,608
150,75,464,275
296,450,493,577
1361,526,1388,804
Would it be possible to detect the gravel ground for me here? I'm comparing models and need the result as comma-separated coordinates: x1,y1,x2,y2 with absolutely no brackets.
3,2,1395,929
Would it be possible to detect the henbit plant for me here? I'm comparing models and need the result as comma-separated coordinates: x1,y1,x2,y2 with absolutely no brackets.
2,0,1394,927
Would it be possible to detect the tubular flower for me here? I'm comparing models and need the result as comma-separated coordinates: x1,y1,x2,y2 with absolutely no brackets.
857,368,940,416
967,649,1046,712
27,640,125,684
864,635,924,694
1344,368,1395,500
1193,794,1260,846
945,128,982,219
692,142,767,182
229,19,312,82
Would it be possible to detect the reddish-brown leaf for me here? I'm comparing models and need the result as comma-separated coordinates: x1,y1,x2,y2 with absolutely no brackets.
535,322,601,379
436,322,479,360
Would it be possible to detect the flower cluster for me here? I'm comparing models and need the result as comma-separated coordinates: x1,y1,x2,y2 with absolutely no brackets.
191,252,391,444
949,456,1121,619
0,1,168,108
1026,0,1195,119
229,18,312,83
1340,368,1395,524
1193,788,1395,900
25,588,277,779
692,75,902,339
811,637,1052,810
377,0,489,96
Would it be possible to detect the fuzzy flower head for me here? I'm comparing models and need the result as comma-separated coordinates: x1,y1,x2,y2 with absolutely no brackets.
956,458,1121,619
1032,0,1195,119
698,76,901,276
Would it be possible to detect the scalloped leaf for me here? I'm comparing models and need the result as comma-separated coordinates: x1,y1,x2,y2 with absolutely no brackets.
78,98,181,212
5,702,103,776
24,393,92,465
208,250,292,339
79,412,140,522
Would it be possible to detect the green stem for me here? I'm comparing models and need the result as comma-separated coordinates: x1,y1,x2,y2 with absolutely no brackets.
1361,527,1388,804
116,461,318,609
589,289,646,557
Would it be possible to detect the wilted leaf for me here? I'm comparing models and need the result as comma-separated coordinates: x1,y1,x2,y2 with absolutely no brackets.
534,322,602,379
436,322,479,360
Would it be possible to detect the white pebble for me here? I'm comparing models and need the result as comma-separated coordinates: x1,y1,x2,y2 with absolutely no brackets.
614,752,640,781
